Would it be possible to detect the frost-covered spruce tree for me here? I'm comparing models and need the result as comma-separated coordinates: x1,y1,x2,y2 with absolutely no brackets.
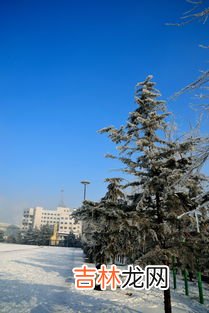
74,177,144,264
99,178,144,263
99,75,208,313
74,178,129,264
74,199,100,262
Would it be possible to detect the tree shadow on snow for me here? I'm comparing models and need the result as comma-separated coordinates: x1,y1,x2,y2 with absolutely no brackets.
0,279,142,313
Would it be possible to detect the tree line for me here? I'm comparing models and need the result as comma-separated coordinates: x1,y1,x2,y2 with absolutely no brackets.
0,225,82,247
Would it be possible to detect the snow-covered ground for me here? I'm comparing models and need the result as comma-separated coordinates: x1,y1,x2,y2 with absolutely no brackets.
0,243,208,313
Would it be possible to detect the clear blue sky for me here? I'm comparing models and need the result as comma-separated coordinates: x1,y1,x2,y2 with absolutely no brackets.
0,0,208,224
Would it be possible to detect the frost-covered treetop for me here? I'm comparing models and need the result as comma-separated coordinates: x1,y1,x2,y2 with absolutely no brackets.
99,75,170,165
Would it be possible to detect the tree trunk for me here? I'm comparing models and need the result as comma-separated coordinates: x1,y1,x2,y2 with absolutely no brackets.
156,192,163,224
164,288,172,313
112,253,116,264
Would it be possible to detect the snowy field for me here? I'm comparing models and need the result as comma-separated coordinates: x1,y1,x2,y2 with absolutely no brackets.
0,243,209,313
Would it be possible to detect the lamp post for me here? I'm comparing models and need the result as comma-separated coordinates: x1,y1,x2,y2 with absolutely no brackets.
177,208,201,233
177,207,204,304
80,180,90,201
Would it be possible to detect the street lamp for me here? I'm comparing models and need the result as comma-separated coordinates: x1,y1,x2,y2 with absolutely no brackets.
177,209,201,233
177,207,207,304
80,180,90,201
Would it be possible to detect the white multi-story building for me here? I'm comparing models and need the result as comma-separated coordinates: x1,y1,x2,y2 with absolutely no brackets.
22,208,35,230
21,205,82,239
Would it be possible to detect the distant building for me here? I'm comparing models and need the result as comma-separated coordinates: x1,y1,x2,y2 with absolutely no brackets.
21,205,82,240
21,208,34,230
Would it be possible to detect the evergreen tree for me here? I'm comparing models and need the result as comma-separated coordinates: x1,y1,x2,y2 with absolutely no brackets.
0,230,4,242
99,75,209,313
74,178,129,263
21,225,53,246
38,225,53,245
22,227,36,245
64,232,82,247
